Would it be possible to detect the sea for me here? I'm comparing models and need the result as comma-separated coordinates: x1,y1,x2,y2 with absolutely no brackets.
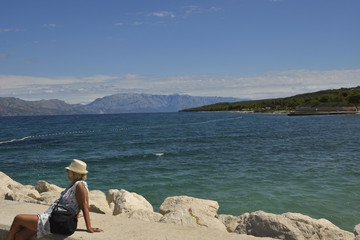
0,112,359,231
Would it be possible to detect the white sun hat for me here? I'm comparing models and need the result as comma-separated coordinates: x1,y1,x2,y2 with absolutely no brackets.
65,159,88,174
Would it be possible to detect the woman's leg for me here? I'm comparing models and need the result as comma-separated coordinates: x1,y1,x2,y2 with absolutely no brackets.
7,214,38,240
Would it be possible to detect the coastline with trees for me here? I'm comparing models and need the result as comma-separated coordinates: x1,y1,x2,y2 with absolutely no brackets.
180,86,360,115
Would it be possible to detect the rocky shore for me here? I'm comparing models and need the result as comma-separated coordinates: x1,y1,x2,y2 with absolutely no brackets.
288,107,358,116
1,171,359,240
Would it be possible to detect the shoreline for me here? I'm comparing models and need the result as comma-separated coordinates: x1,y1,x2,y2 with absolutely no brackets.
189,106,360,116
0,200,267,240
191,109,360,116
1,171,358,240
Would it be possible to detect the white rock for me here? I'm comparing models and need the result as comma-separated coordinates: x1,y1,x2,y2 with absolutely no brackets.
110,189,153,216
219,213,249,233
0,171,23,189
88,190,112,214
0,185,11,199
159,196,227,232
106,189,120,205
354,224,360,235
239,211,304,240
109,202,115,212
24,186,41,199
235,211,354,240
160,209,199,227
284,212,354,240
5,189,40,204
355,224,360,240
38,191,60,205
159,195,219,217
35,180,64,193
1,172,42,203
127,209,163,222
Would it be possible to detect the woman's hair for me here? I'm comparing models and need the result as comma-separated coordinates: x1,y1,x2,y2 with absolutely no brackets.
68,170,87,181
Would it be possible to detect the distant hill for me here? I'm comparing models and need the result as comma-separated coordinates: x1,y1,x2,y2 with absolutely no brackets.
85,93,241,114
0,94,242,116
0,97,89,116
181,86,360,115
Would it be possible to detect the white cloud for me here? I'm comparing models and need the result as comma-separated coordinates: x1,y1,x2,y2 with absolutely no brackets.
0,28,22,33
116,5,219,27
0,69,359,104
182,5,201,15
148,11,176,18
181,5,220,17
43,24,57,28
133,21,143,26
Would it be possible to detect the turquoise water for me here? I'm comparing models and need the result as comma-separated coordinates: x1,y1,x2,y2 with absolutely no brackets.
0,112,359,231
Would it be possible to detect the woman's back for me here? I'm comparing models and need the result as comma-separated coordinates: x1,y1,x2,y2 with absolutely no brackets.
59,181,88,214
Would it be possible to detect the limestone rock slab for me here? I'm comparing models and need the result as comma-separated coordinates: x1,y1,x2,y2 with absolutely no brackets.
126,209,163,222
0,172,23,190
159,196,226,232
235,211,354,240
38,191,60,205
354,224,360,240
219,213,249,233
88,190,112,214
35,180,64,193
159,195,219,217
283,212,354,240
107,189,153,216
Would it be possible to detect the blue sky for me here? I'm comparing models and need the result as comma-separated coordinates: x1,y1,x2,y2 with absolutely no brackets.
1,0,360,103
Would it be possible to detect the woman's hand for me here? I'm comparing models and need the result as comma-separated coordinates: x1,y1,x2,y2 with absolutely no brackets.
87,227,103,233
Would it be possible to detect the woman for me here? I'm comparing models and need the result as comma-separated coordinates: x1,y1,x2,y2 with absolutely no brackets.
7,159,103,240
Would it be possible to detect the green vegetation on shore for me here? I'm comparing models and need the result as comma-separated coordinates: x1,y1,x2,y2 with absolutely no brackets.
181,86,360,113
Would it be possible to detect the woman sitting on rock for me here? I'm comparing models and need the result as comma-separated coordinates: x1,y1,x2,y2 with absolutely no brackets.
7,159,103,240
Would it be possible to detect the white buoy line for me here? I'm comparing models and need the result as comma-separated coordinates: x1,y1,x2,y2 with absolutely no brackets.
0,116,243,145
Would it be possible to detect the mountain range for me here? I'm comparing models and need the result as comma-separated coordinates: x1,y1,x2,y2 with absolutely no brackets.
0,93,241,116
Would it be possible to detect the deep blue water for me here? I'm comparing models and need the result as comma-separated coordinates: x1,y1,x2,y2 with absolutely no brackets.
0,112,359,231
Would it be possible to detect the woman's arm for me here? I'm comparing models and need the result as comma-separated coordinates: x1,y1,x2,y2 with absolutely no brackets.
75,182,103,233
